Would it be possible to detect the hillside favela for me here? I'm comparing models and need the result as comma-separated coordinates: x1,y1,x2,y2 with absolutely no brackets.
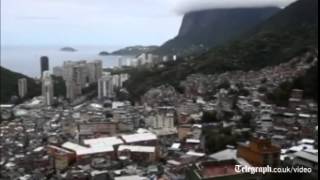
0,0,318,180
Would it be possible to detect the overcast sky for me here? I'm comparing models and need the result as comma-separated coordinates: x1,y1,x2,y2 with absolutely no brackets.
1,0,297,47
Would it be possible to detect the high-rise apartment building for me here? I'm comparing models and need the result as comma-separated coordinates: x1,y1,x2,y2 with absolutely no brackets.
42,71,54,106
63,60,102,101
87,60,102,83
112,73,129,89
63,62,82,101
98,74,114,100
40,56,49,78
52,66,63,77
18,78,28,98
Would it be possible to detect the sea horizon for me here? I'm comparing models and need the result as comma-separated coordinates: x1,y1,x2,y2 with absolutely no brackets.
0,45,129,78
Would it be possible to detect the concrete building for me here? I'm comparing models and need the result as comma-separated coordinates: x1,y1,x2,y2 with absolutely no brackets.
118,57,128,68
87,60,102,84
289,89,304,109
63,60,102,101
52,66,63,77
47,145,75,171
40,56,49,78
98,74,114,100
78,121,118,138
291,89,304,99
0,104,14,120
117,145,157,162
292,151,318,175
112,73,129,89
65,81,82,101
63,61,82,101
237,136,280,167
146,107,175,129
185,160,255,180
42,71,54,106
18,78,28,98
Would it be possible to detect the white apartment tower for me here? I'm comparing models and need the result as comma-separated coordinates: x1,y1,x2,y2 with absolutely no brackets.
18,78,28,98
42,71,54,106
147,107,175,129
87,60,102,83
98,74,114,100
63,62,82,100
63,60,102,101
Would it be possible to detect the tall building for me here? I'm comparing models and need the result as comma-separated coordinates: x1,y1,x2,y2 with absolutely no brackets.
63,61,85,100
98,74,114,100
87,60,102,84
112,73,129,89
40,56,49,77
64,64,82,101
147,107,175,129
118,57,124,67
42,71,54,106
65,81,81,101
18,78,28,98
112,74,121,88
53,66,63,77
63,60,102,101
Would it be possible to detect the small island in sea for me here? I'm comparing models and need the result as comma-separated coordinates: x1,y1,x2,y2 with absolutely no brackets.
60,47,77,52
99,51,110,56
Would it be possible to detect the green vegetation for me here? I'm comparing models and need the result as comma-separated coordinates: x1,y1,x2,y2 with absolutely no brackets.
52,76,66,98
201,111,218,123
154,7,280,56
125,0,318,102
0,66,41,103
112,45,159,56
267,64,318,106
203,127,250,153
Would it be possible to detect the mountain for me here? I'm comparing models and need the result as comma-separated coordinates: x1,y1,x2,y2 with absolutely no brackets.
112,45,159,56
154,7,280,56
124,0,318,100
0,66,41,103
255,0,318,32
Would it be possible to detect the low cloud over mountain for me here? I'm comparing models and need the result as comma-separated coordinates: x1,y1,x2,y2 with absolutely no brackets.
172,0,297,14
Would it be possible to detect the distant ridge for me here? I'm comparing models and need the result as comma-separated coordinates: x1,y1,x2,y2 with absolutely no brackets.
125,0,318,99
0,66,41,103
112,45,159,56
154,7,280,56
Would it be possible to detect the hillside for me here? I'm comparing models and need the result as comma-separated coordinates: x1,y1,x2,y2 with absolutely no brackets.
124,0,318,100
0,66,41,103
112,45,159,56
154,7,280,56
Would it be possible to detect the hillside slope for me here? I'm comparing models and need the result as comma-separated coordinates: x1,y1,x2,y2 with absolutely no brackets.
154,7,280,56
112,45,159,56
125,0,318,100
0,66,41,103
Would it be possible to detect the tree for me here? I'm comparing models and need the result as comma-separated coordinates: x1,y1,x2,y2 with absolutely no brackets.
240,112,253,127
201,111,218,123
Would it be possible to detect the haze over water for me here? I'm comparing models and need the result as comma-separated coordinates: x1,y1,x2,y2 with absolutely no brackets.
1,45,125,78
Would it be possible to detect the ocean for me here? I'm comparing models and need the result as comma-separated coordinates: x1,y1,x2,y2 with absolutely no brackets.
0,45,127,78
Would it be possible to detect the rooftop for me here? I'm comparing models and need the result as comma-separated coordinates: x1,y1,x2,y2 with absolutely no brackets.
294,151,318,163
62,142,114,156
194,160,240,178
121,133,157,143
118,145,155,153
209,149,237,161
83,137,124,147
114,175,148,180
